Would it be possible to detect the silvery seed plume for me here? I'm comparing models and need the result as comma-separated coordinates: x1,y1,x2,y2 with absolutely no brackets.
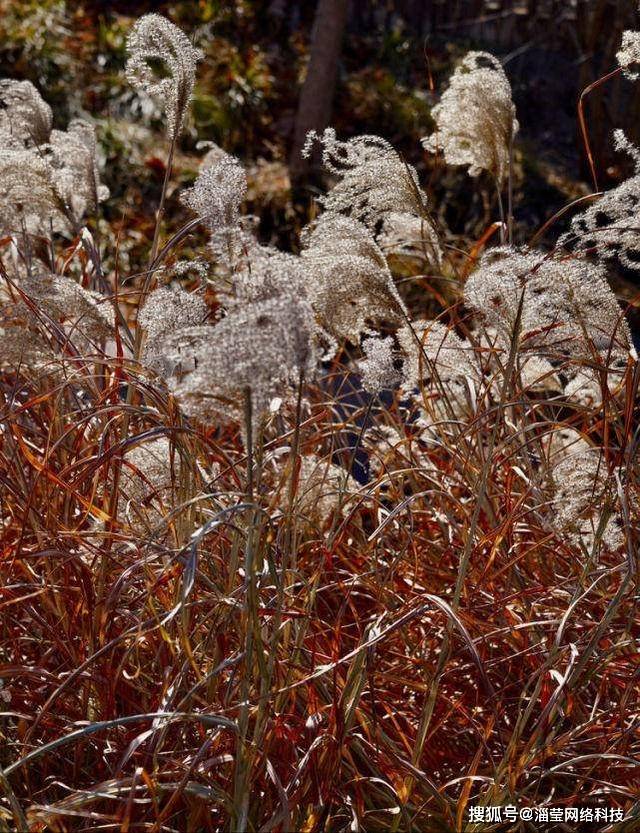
208,232,338,359
160,294,319,441
138,284,209,373
0,307,55,371
617,30,640,80
422,51,518,185
301,213,407,343
0,149,70,235
551,448,624,553
126,13,202,139
0,79,52,148
302,211,388,264
559,131,640,274
187,203,306,309
365,424,407,482
302,128,428,228
562,367,622,409
207,215,259,278
0,81,107,234
359,336,401,394
46,120,110,223
21,272,114,350
378,211,442,268
464,247,634,374
181,152,248,278
181,150,292,307
181,152,247,231
199,141,228,169
398,319,477,430
169,258,210,280
227,241,307,308
263,450,355,532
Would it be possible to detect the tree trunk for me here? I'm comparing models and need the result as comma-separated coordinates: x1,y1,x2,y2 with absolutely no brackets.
289,0,349,182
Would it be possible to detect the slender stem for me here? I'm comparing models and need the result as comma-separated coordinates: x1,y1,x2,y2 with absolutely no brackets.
285,369,305,572
149,137,177,271
495,180,506,246
529,192,603,247
132,134,178,366
507,129,514,246
233,388,256,832
578,67,622,192
244,389,255,506
0,766,28,832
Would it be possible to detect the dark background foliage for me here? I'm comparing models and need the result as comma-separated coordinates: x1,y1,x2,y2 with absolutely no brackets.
0,0,639,324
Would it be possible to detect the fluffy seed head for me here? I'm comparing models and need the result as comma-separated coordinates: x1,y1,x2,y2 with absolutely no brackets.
0,116,109,235
126,13,202,138
138,285,209,373
464,247,634,372
291,454,355,532
303,128,429,227
226,241,308,309
21,273,115,349
399,320,476,390
359,336,401,394
302,212,387,265
46,120,110,223
364,422,438,485
422,51,518,185
120,437,181,533
560,131,640,273
543,426,590,466
617,30,640,79
0,149,69,234
161,294,319,438
169,258,210,280
181,153,247,231
302,213,406,343
0,307,56,371
517,353,563,392
365,424,408,482
551,448,624,552
377,211,442,268
0,79,52,148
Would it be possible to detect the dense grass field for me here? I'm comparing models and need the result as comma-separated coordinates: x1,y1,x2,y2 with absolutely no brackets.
1,4,639,832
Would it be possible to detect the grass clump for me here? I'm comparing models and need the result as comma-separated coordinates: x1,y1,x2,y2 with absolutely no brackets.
0,12,639,833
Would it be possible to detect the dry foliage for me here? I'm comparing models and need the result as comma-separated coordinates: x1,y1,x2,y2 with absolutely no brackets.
1,12,639,833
